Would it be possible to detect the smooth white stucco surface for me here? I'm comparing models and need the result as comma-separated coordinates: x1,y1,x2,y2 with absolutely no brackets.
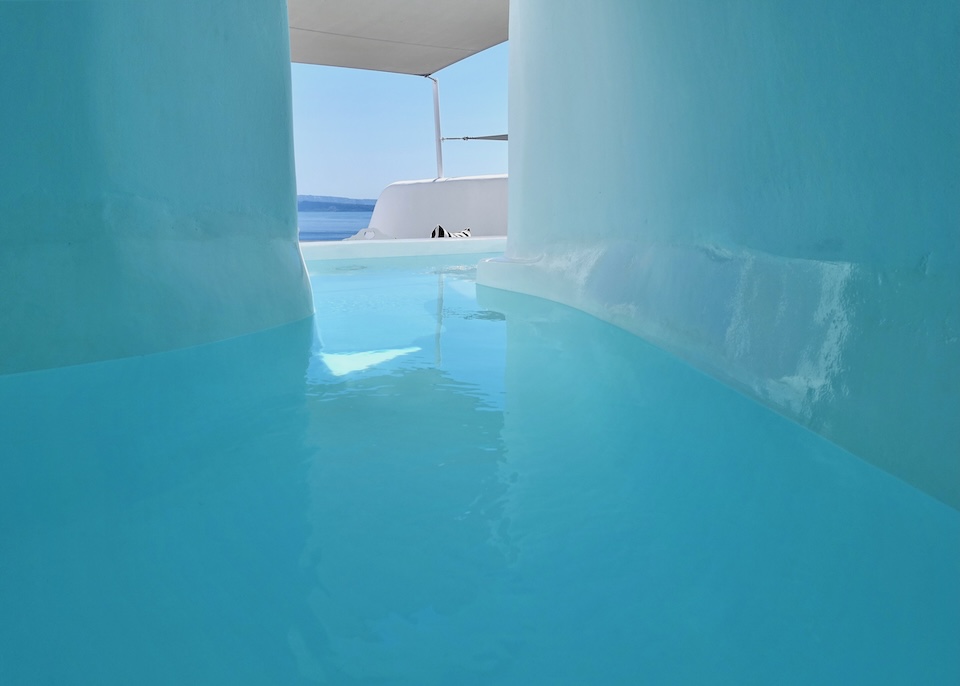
0,1,313,375
368,175,508,239
480,0,960,507
301,236,506,260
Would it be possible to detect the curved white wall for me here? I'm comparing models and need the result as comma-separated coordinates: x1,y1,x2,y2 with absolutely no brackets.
368,175,507,239
0,1,313,375
480,0,960,507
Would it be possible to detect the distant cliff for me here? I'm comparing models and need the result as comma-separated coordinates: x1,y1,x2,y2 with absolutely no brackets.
297,195,375,212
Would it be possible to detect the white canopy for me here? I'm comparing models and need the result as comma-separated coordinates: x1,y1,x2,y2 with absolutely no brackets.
288,0,509,76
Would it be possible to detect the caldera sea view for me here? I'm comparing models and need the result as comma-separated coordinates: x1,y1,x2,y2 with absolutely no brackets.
298,194,374,241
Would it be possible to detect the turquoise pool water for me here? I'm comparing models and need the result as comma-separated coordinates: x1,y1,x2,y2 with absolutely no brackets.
1,255,957,684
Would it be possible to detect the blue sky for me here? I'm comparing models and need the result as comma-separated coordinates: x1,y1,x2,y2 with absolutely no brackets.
291,42,508,200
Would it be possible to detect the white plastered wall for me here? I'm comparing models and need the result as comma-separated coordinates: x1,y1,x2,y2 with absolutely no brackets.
481,0,960,508
368,175,507,239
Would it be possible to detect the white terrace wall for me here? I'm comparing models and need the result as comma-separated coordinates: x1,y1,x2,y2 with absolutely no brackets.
369,175,508,239
0,1,313,375
479,0,960,507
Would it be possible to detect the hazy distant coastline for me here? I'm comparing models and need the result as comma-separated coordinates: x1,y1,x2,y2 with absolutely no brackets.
297,194,375,213
297,197,374,241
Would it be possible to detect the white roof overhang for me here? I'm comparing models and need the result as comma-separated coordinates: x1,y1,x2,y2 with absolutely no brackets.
287,0,509,76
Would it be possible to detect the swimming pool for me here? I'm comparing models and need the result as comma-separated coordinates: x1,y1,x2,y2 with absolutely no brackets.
1,254,957,684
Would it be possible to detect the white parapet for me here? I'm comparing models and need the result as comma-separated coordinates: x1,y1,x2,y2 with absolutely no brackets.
364,174,507,240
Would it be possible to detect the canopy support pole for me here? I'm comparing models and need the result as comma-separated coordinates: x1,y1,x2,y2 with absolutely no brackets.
425,75,443,179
